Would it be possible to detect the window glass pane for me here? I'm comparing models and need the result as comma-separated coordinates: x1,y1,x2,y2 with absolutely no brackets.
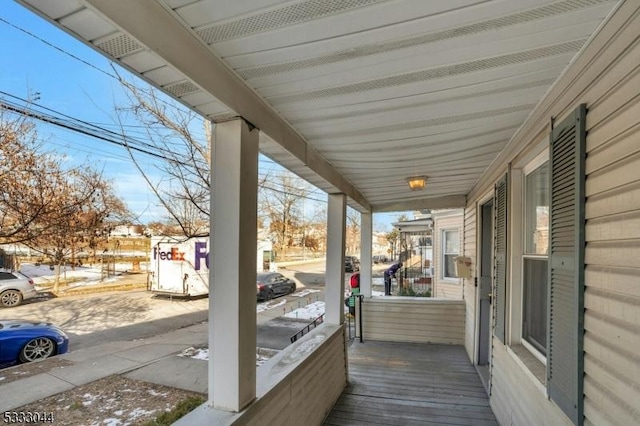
525,163,549,255
443,230,459,278
523,258,548,355
444,254,456,278
444,230,459,254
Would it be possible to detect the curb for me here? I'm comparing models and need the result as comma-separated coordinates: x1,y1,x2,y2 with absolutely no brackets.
276,258,325,269
50,282,148,297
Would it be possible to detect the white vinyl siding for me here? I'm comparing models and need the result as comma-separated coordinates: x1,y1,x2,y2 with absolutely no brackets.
361,298,465,345
464,2,640,425
433,212,464,299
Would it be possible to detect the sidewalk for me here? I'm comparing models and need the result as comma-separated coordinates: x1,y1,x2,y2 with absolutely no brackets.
0,320,210,413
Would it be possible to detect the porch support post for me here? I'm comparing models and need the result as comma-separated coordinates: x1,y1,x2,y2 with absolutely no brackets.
325,193,346,325
210,118,258,411
360,212,373,297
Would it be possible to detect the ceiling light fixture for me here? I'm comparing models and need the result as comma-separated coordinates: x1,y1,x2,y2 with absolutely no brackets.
406,176,427,191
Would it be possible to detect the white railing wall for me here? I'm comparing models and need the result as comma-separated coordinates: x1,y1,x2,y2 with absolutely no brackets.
361,297,465,345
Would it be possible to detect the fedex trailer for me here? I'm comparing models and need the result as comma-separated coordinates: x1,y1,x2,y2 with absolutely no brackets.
150,236,209,297
149,236,273,298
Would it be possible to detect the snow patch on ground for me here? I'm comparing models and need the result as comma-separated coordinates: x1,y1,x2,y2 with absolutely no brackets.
256,299,287,313
292,289,321,298
284,301,325,320
127,407,156,421
178,347,274,366
98,418,122,426
178,347,209,361
82,393,97,406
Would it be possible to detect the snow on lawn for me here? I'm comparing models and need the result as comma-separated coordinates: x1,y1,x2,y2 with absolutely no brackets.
284,301,325,320
19,263,139,288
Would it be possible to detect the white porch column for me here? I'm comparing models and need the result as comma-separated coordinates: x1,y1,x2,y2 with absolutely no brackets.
210,118,258,412
325,193,346,325
360,212,373,297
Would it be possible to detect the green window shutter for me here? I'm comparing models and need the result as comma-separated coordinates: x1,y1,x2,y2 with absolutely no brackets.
547,104,586,425
494,173,508,344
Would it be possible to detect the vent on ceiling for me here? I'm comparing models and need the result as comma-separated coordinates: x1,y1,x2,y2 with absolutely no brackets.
196,0,384,44
271,39,586,104
95,33,141,58
238,0,612,80
164,80,200,97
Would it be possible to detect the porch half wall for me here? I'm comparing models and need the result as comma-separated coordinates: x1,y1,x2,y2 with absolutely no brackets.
361,298,465,345
176,324,347,426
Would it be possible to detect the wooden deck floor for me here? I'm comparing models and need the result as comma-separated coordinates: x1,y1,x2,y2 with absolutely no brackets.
324,341,497,426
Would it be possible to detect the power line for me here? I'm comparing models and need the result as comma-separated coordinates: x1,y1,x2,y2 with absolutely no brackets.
0,16,117,80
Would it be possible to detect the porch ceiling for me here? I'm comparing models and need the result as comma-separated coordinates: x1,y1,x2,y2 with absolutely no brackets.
17,0,619,212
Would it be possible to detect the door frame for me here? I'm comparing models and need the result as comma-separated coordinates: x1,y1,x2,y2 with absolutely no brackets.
474,190,495,366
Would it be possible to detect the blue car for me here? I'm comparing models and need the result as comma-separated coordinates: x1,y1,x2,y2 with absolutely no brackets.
0,320,69,368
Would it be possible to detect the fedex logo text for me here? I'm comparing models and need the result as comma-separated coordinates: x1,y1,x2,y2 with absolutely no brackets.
194,242,209,271
153,246,185,261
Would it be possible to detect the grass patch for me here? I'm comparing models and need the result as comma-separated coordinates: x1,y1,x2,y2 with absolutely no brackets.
144,395,205,426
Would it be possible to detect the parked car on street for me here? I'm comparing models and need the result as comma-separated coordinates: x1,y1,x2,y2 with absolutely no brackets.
0,270,37,308
0,320,69,367
256,272,297,301
344,256,360,272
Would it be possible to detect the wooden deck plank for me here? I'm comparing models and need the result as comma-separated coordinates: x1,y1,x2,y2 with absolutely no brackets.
334,394,495,415
331,399,497,421
324,341,497,425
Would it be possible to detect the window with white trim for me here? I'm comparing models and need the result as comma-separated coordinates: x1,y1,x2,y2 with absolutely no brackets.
522,159,549,357
442,229,459,279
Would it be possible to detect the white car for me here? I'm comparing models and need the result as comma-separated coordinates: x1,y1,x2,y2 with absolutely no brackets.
0,270,38,308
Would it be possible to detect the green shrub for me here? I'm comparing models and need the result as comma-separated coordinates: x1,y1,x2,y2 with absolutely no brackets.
145,395,205,426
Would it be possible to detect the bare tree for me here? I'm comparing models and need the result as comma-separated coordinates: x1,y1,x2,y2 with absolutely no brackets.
28,168,128,291
259,174,308,260
1,109,129,290
0,111,62,242
346,207,361,255
115,75,210,237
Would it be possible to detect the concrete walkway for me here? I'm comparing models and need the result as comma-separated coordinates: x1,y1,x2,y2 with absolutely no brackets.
0,321,210,412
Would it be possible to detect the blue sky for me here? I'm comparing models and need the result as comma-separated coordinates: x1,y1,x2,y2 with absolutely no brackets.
1,2,399,231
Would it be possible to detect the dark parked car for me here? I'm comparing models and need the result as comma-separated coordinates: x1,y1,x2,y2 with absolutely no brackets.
0,270,38,308
256,272,297,301
0,320,69,368
345,256,360,272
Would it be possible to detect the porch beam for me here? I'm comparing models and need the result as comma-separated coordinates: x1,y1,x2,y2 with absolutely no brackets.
325,194,346,325
210,118,258,412
374,195,467,213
